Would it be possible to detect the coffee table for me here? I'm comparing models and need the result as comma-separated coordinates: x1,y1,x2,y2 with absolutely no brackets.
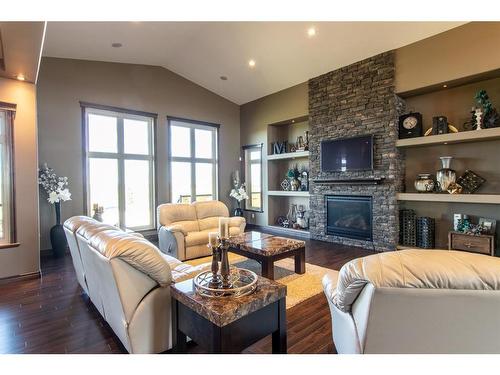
171,276,287,353
227,231,306,280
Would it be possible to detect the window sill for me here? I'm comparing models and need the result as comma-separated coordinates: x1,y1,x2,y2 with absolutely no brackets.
0,242,21,250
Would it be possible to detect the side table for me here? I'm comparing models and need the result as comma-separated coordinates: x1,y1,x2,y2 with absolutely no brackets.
170,276,287,353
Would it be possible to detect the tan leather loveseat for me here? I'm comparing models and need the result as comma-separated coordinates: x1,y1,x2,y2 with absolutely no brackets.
322,249,500,354
64,216,210,354
157,200,246,260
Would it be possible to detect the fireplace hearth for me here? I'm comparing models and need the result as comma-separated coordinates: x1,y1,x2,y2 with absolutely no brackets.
326,195,373,241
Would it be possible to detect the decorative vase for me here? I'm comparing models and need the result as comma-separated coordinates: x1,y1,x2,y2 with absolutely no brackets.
436,156,456,193
233,202,243,217
414,174,435,193
287,204,297,224
50,202,68,258
290,178,300,191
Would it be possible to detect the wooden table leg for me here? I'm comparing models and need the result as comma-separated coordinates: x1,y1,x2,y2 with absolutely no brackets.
294,248,306,274
272,298,287,354
171,300,187,353
261,258,275,280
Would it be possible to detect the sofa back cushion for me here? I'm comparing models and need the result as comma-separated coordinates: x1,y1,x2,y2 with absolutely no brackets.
194,201,229,231
89,229,172,286
157,203,199,233
334,249,500,313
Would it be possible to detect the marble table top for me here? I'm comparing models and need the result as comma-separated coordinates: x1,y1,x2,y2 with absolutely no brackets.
228,231,305,256
171,276,286,327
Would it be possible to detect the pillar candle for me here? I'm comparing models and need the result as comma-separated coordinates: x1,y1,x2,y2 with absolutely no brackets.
208,232,219,247
218,217,229,239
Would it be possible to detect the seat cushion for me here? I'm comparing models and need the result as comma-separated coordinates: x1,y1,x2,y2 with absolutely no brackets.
171,262,211,283
185,230,213,247
334,249,500,313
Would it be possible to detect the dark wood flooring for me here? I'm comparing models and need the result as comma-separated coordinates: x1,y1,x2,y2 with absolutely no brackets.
0,238,374,354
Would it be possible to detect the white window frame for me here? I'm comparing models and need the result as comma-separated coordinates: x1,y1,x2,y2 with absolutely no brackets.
0,104,16,246
167,117,219,203
243,143,263,212
82,103,157,231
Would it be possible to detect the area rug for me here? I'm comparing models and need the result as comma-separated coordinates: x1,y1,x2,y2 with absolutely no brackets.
185,253,335,309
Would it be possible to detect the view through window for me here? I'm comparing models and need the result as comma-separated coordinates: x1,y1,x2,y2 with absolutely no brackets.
243,144,262,211
168,118,218,203
0,108,14,245
83,105,156,230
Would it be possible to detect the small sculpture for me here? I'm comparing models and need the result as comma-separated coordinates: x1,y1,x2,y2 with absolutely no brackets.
475,89,500,128
475,108,483,130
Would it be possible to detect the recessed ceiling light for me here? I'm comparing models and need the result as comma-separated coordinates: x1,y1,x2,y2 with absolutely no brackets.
111,42,123,48
248,59,256,68
443,84,448,88
16,74,25,81
307,27,317,37
220,76,228,81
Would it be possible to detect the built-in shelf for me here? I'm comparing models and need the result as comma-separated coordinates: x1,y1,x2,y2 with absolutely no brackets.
268,190,310,197
396,127,500,148
267,151,309,160
397,193,500,204
397,245,449,251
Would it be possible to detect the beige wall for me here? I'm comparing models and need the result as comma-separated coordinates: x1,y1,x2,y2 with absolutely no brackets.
240,82,308,225
0,77,40,278
395,22,500,94
37,57,240,250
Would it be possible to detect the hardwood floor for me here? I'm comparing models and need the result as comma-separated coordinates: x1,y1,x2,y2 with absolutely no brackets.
0,238,374,354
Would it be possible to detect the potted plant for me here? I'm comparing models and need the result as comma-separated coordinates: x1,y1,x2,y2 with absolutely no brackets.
229,183,249,217
38,164,72,257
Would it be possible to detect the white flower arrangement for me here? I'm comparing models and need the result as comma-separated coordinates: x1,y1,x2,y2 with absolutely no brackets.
38,163,72,204
230,183,249,203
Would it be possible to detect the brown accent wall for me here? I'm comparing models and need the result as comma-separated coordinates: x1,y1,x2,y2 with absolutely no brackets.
395,22,500,94
37,57,240,250
0,77,40,278
239,82,308,225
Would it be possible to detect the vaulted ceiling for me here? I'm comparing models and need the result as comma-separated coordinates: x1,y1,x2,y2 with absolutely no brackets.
43,22,466,104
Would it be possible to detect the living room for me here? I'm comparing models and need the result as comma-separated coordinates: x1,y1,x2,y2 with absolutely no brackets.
2,1,500,372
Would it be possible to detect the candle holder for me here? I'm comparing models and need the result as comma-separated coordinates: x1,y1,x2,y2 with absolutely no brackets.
219,237,232,289
207,243,222,288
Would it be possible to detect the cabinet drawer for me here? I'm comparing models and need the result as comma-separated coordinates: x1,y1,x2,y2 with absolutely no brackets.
449,232,494,255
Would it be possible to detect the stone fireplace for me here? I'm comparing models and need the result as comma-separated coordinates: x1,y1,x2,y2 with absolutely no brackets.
308,51,404,251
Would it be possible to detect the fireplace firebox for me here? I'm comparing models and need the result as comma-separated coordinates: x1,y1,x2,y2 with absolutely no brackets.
326,195,373,241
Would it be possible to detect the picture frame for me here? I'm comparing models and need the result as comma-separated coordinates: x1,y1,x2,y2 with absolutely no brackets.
479,217,496,235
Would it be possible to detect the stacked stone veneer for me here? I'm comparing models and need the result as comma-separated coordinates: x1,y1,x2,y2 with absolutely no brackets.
308,51,404,251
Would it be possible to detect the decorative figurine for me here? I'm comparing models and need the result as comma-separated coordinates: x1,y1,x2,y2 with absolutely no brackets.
475,108,483,130
475,89,500,128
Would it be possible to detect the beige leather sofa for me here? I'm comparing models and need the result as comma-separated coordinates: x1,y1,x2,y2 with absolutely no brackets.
63,216,209,354
157,200,246,261
323,249,500,354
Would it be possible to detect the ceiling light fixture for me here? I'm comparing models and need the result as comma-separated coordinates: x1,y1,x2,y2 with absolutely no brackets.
16,74,25,81
248,59,256,68
443,84,448,88
111,42,123,48
307,27,317,37
220,76,228,81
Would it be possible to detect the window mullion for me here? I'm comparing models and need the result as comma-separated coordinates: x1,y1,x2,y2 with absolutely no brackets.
190,128,196,203
117,116,126,229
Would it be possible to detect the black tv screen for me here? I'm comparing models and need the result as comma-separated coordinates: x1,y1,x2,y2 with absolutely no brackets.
321,135,373,172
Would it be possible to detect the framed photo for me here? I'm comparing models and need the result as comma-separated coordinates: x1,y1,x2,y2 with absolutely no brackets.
479,218,496,235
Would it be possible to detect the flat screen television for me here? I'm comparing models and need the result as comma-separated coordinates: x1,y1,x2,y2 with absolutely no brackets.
320,135,373,172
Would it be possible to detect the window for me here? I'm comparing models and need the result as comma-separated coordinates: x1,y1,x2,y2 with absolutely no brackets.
168,117,219,203
243,144,263,212
0,104,16,246
82,104,156,230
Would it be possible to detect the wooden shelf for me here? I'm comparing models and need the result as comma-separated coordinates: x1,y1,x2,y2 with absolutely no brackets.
397,193,500,204
397,245,449,251
267,151,309,160
396,127,500,148
268,190,310,197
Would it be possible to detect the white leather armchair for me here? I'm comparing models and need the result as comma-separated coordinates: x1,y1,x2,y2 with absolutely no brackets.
64,216,210,354
323,249,500,354
157,200,246,261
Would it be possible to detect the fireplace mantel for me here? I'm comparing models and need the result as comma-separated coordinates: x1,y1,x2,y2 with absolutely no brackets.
312,177,385,185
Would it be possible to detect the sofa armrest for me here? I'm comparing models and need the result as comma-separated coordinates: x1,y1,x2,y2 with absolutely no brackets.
158,226,187,260
322,270,340,302
164,224,188,236
229,216,246,232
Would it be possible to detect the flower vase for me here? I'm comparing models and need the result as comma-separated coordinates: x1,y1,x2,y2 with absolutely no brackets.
233,201,243,217
50,202,68,258
436,156,456,193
